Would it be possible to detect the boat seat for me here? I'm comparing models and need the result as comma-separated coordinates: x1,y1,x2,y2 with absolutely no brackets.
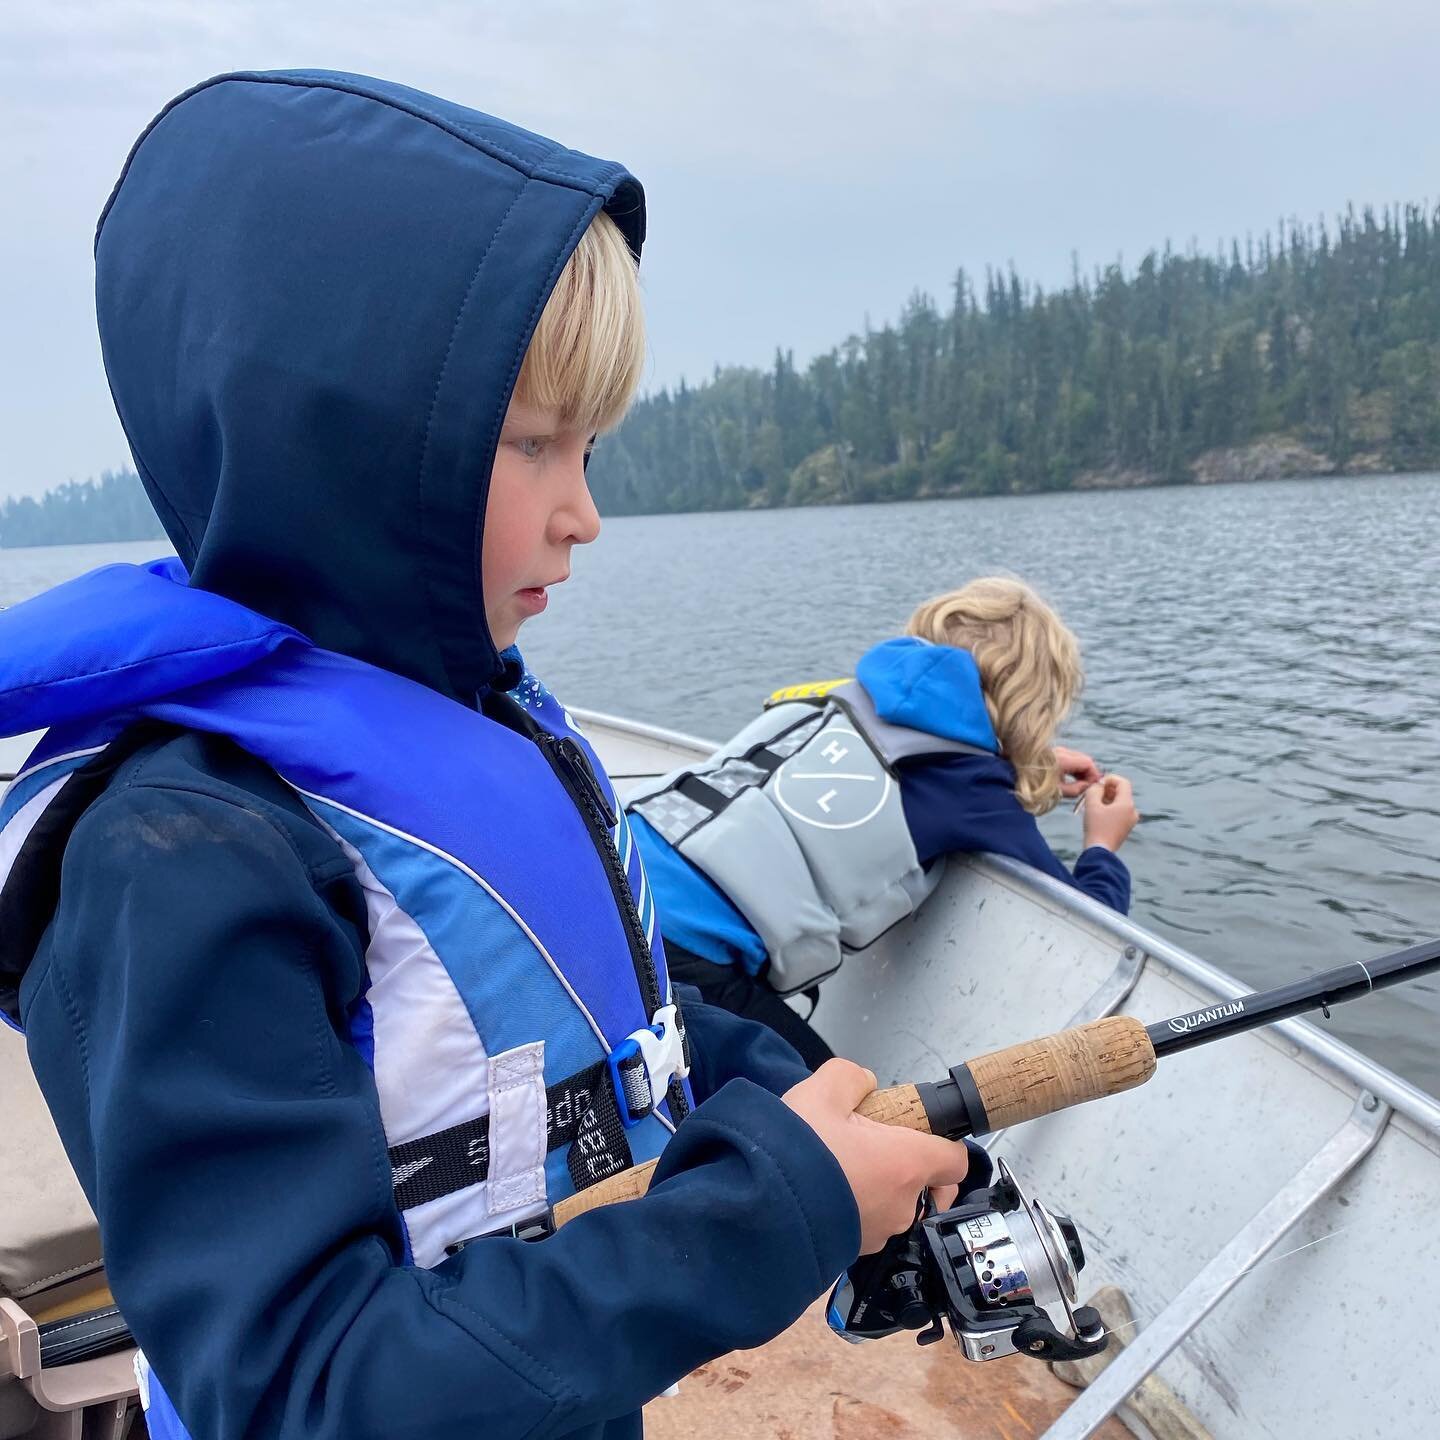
0,1024,138,1439
0,1026,103,1310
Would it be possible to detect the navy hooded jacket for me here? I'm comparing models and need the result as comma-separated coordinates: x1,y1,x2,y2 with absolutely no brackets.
1,72,862,1439
633,639,1130,975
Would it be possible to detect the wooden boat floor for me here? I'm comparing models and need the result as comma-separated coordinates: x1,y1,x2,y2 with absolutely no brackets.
643,1296,1128,1440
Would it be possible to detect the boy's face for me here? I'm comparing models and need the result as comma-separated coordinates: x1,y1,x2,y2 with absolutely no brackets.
482,398,602,653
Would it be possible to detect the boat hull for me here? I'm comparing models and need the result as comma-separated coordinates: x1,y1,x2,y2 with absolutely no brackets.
576,707,1440,1440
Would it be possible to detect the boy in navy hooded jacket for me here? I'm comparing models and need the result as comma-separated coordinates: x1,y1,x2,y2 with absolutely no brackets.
0,72,976,1439
632,578,1139,1069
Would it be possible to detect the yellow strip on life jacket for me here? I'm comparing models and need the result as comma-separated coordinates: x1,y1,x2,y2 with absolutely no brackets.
764,677,853,707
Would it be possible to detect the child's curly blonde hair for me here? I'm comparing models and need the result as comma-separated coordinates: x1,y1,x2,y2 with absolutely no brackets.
905,577,1082,815
515,209,646,436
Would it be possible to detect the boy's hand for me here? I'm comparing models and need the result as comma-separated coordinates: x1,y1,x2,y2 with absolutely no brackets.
1055,745,1102,797
1079,773,1139,852
782,1059,970,1255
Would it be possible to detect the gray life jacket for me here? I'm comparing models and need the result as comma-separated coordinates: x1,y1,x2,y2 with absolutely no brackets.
626,679,989,995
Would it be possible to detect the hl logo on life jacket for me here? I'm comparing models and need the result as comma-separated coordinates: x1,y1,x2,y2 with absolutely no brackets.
773,725,892,832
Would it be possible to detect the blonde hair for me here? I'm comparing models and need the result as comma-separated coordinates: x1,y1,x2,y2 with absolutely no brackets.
514,209,646,435
905,577,1083,815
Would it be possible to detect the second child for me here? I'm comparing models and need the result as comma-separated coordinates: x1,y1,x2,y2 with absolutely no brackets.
630,577,1140,1067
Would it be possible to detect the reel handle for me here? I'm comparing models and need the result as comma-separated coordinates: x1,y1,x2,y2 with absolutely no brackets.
551,1017,1156,1227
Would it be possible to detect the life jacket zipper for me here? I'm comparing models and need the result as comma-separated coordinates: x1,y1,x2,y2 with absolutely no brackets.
547,734,618,829
534,731,688,1120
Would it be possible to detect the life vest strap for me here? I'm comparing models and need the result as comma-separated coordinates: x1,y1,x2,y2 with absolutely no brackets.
387,1005,690,1211
388,1058,615,1208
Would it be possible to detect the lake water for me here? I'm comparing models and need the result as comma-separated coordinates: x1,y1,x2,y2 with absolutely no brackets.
4,471,1439,1093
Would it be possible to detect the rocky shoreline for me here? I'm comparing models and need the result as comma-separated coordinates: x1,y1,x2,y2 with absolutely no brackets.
1073,435,1395,492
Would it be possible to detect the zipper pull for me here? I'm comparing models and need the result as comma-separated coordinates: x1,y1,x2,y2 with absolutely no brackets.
565,738,618,828
548,734,617,828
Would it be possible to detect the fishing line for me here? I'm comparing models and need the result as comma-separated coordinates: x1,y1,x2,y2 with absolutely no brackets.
1091,1223,1357,1344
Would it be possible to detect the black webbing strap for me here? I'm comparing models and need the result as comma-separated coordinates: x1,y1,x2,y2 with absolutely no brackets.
675,772,730,812
387,1053,650,1211
742,707,829,778
566,1070,638,1193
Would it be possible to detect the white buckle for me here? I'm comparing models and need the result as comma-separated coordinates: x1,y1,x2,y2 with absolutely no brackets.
634,1003,689,1103
610,1004,691,1127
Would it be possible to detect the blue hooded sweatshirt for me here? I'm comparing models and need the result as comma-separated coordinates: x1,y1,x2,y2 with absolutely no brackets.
633,637,1130,974
0,72,862,1439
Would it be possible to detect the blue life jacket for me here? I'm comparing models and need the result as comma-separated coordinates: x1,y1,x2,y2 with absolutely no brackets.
0,559,693,1276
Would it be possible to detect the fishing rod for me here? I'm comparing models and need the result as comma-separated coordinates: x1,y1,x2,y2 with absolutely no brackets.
914,936,1440,1143
551,936,1440,1364
26,938,1439,1376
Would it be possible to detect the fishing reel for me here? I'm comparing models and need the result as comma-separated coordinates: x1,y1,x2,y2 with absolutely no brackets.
827,1158,1107,1363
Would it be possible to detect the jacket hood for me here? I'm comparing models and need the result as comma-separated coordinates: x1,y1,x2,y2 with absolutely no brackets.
95,69,645,702
855,638,1000,752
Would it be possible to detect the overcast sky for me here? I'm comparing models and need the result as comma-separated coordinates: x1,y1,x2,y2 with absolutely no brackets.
2,0,1437,501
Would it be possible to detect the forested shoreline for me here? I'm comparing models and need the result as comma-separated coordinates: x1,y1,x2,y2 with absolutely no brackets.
588,203,1440,514
6,203,1439,545
0,470,164,549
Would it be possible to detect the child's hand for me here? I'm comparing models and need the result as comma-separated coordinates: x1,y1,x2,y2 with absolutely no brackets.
1055,745,1102,798
782,1059,970,1255
1079,773,1139,852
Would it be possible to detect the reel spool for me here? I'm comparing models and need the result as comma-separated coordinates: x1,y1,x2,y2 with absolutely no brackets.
828,1159,1107,1363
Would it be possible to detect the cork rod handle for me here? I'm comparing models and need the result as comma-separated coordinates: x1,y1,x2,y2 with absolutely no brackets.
551,1017,1156,1227
966,1014,1156,1129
